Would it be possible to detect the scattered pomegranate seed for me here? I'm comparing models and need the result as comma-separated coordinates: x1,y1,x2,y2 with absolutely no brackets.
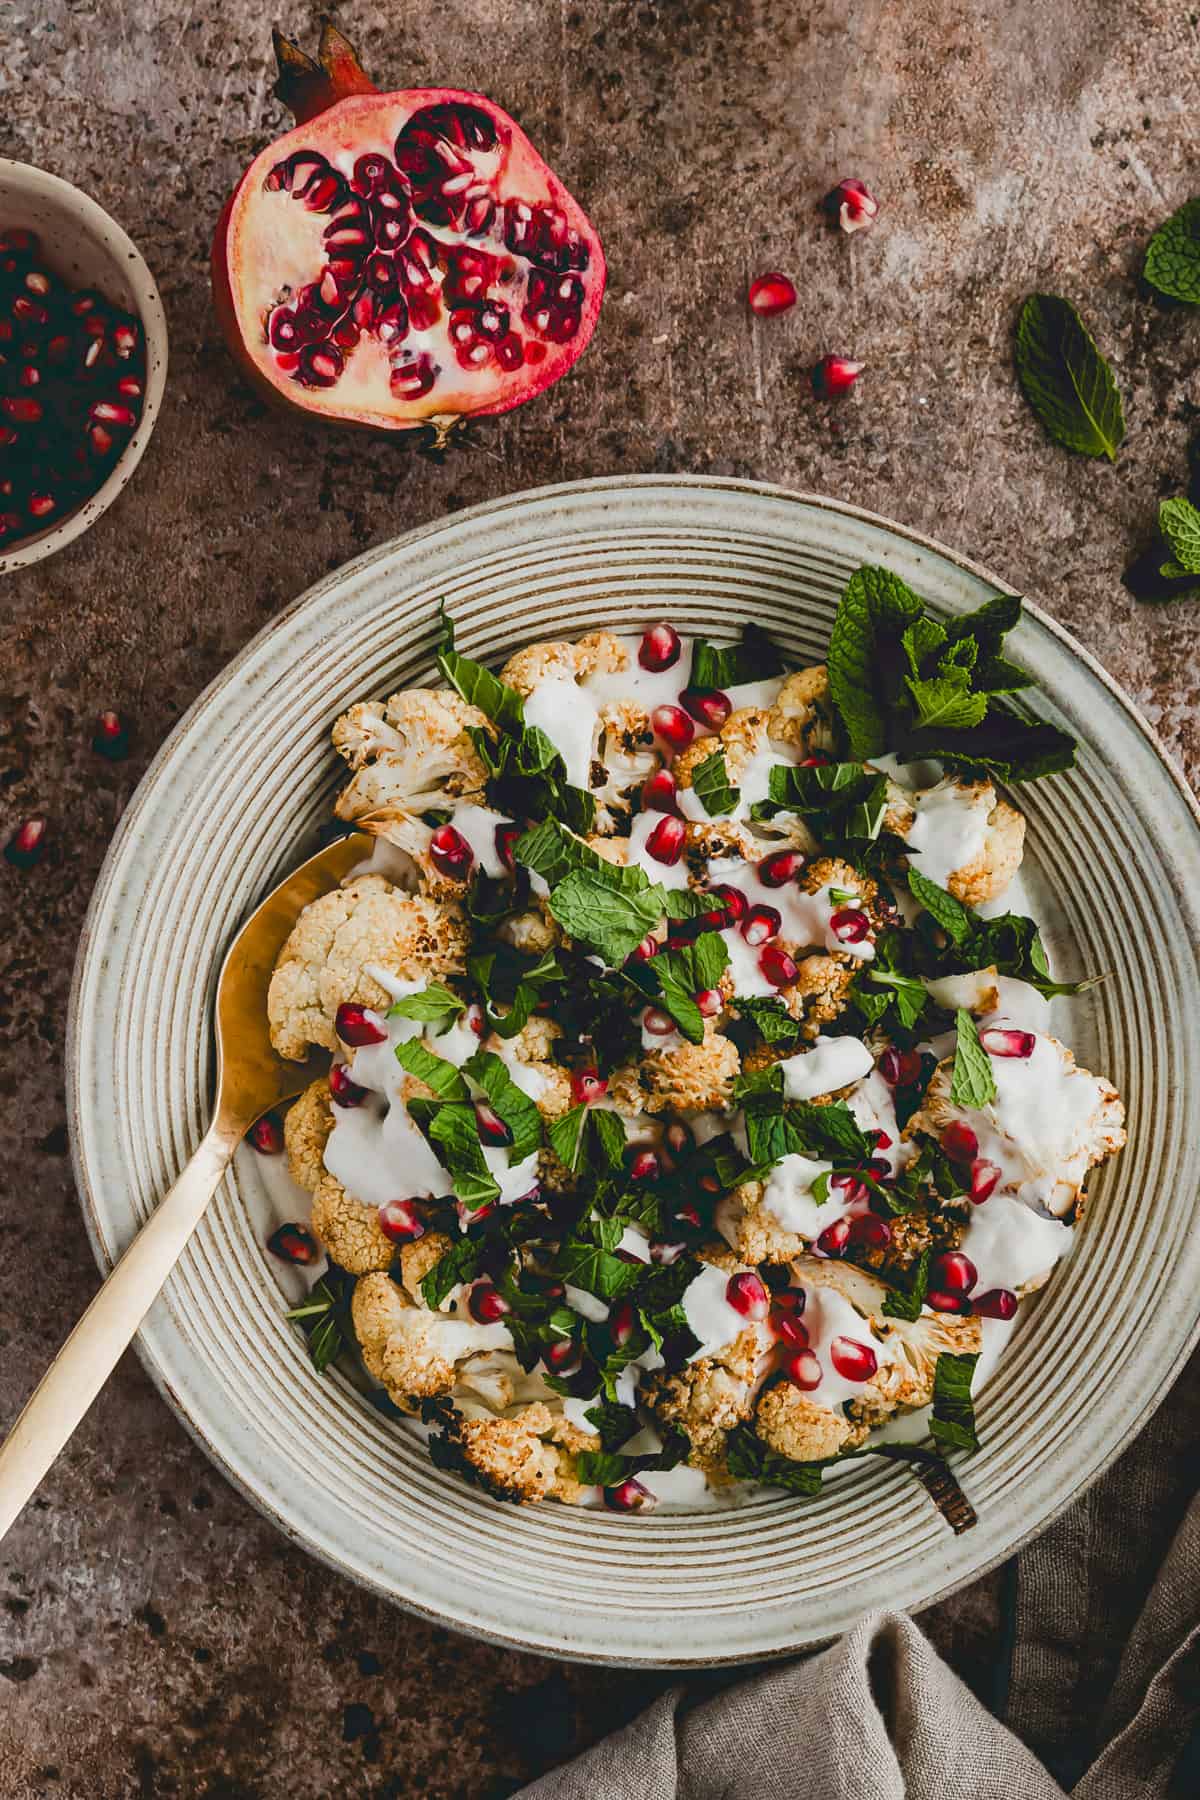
641,767,680,816
969,1160,1002,1204
638,621,682,671
771,1292,810,1347
812,355,865,399
248,1111,285,1154
873,1130,893,1151
708,883,748,923
979,1027,1036,1059
675,1202,703,1229
664,1121,692,1156
931,1252,978,1296
641,1007,677,1038
741,903,781,946
494,821,522,870
468,1282,511,1324
4,817,47,868
695,987,723,1018
465,1002,486,1037
760,944,798,988
378,1198,426,1243
267,1222,320,1265
335,1002,388,1046
571,1067,607,1104
822,177,880,234
879,1047,922,1088
783,1347,823,1390
645,814,686,865
91,709,131,760
748,272,797,315
972,1288,1019,1320
831,1171,869,1206
847,1213,891,1249
941,1121,979,1164
926,1289,968,1314
816,1217,852,1257
757,849,802,887
610,1300,638,1345
474,1100,512,1145
429,822,474,880
541,1336,579,1373
457,1198,495,1230
725,1271,769,1320
829,1336,878,1381
829,906,870,944
329,1063,368,1107
603,1477,656,1513
680,687,732,730
650,703,695,751
629,933,661,964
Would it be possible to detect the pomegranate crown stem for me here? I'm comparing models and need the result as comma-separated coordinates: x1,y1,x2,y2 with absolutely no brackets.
271,14,377,124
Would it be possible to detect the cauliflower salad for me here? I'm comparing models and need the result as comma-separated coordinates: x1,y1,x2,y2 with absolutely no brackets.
262,566,1125,1525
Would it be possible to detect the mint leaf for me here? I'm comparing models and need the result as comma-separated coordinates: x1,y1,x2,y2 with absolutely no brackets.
556,1219,645,1301
515,817,649,896
286,1273,354,1374
388,983,465,1028
468,720,594,837
547,867,668,966
576,1450,628,1487
1159,496,1200,575
548,1103,589,1172
905,673,989,732
862,964,929,1030
462,1049,543,1163
409,1100,500,1211
881,1248,931,1321
393,1039,469,1100
902,616,948,672
591,1108,628,1170
1144,196,1200,305
689,749,740,817
723,1425,825,1496
1014,294,1125,461
930,1350,981,1454
906,866,973,945
911,698,1076,783
421,1236,487,1310
690,623,786,690
950,1009,997,1109
437,643,525,732
733,995,802,1046
583,1401,640,1451
632,931,729,1043
828,565,924,759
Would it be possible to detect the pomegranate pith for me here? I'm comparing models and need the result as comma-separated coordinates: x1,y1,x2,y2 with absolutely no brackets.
212,20,605,443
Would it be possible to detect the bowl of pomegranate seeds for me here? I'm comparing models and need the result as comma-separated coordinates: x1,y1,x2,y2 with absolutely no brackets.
0,159,167,571
68,479,1200,1663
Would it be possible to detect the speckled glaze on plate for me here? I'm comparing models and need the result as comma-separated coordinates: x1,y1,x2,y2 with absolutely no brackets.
67,477,1200,1665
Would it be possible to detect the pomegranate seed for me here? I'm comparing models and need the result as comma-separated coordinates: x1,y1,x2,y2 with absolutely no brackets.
92,709,130,760
494,821,522,870
931,1252,978,1295
19,366,41,390
629,933,661,964
812,355,865,398
378,1198,426,1243
847,1213,891,1249
474,1101,513,1146
27,493,54,519
638,621,682,671
772,1293,810,1346
741,904,781,946
89,400,138,427
831,1171,868,1206
468,1282,511,1324
969,1160,1002,1204
335,1002,388,1046
268,1222,321,1265
571,1067,608,1104
973,1288,1019,1321
757,849,802,887
696,988,723,1018
823,176,880,234
89,424,114,457
641,767,679,814
760,944,798,988
879,1047,923,1088
680,687,732,730
1,395,42,423
465,1002,486,1037
650,703,695,750
675,1202,703,1228
329,1063,368,1107
248,1111,284,1154
457,1198,495,1230
979,1027,1036,1059
708,883,748,923
113,322,139,357
664,1121,692,1156
116,374,142,398
941,1121,979,1164
783,1348,823,1390
629,1148,662,1181
603,1478,656,1513
829,1336,878,1381
873,1130,893,1151
610,1300,638,1345
541,1336,579,1373
725,1271,769,1320
429,822,474,880
642,1007,677,1037
927,1289,968,1314
829,906,870,944
748,272,797,315
816,1217,851,1257
4,817,46,868
645,814,686,865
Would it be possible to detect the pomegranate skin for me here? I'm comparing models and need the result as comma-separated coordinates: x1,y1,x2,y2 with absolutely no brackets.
212,24,605,440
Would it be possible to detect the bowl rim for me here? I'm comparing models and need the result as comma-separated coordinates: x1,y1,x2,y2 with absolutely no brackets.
65,474,1200,1662
0,157,169,573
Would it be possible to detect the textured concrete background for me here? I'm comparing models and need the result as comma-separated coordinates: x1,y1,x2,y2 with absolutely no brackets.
1,1,1198,1794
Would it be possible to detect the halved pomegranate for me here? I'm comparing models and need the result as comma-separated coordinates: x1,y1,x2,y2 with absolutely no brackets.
212,19,605,444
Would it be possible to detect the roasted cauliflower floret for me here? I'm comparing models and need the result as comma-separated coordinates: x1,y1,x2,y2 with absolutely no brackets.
642,1327,763,1473
423,1398,569,1503
593,701,661,833
798,855,879,909
268,876,469,1060
716,1179,808,1266
333,690,493,846
869,1308,982,1416
283,1078,334,1192
311,1173,393,1274
641,1027,740,1114
399,1231,456,1305
766,665,839,758
352,1274,515,1411
779,952,856,1036
683,819,762,871
902,777,1026,907
499,630,628,697
497,901,562,954
754,1381,869,1463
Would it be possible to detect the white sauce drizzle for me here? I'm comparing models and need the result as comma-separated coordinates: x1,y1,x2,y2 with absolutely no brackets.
760,1154,837,1235
905,778,991,888
961,1192,1074,1293
681,1264,746,1361
778,1035,873,1100
521,675,599,789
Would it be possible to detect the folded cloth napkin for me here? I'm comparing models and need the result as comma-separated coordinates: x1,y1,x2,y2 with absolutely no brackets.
517,1352,1199,1800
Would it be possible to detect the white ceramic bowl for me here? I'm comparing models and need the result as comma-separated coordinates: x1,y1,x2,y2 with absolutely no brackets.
68,477,1200,1665
0,159,168,573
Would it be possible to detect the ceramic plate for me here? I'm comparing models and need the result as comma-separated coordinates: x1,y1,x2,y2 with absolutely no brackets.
68,477,1200,1665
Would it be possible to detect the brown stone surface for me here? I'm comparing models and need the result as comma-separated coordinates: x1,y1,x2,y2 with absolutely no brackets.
0,1,1197,1795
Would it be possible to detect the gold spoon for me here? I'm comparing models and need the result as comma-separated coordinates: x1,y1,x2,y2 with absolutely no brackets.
0,831,372,1541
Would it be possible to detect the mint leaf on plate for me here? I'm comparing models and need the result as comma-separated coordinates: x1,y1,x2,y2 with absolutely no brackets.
388,983,465,1028
1144,196,1200,305
930,1350,981,1455
828,565,924,760
1014,294,1125,461
950,1009,997,1109
689,748,740,817
690,623,786,690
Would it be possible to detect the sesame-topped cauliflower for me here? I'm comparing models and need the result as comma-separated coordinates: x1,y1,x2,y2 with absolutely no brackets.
283,1077,336,1192
902,776,1026,907
716,1178,809,1267
754,1380,870,1462
641,1026,740,1115
778,952,856,1035
422,1397,588,1504
352,1273,516,1411
499,630,628,697
642,1326,765,1474
268,875,469,1060
766,665,840,758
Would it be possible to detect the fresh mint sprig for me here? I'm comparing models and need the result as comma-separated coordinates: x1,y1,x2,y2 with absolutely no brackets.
1014,293,1126,461
1144,197,1200,305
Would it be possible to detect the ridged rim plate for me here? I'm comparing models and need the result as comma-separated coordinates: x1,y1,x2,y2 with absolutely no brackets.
68,476,1200,1665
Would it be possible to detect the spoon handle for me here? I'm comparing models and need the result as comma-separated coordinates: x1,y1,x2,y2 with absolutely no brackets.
0,1122,237,1541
